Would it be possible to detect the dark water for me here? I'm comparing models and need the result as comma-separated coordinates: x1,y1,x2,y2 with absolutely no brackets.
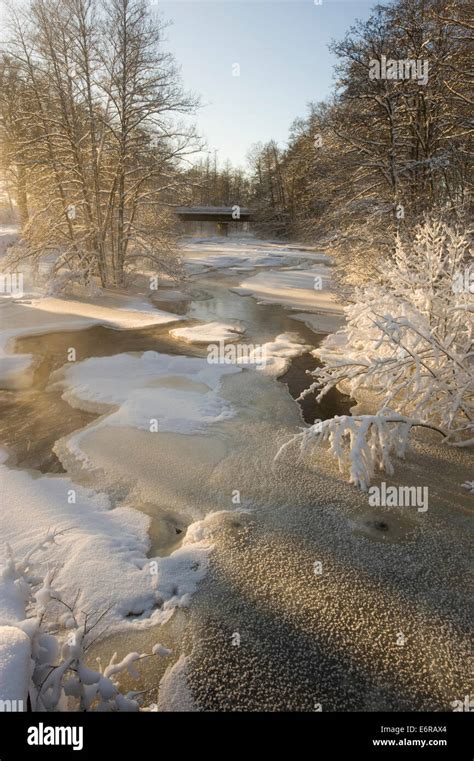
280,352,353,424
0,323,201,472
0,271,351,471
185,271,306,344
153,299,189,315
185,271,353,423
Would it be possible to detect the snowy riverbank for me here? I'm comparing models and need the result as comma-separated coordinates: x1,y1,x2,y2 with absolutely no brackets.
0,236,470,711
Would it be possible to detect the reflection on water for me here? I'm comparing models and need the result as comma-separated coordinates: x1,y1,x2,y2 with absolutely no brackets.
0,271,350,472
152,298,190,315
186,272,306,344
0,389,95,473
1,323,201,472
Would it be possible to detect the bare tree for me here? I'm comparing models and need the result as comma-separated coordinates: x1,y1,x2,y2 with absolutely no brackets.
1,0,200,288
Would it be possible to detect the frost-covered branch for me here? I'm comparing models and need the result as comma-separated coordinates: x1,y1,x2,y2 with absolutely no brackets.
276,413,446,490
2,537,172,712
279,220,473,488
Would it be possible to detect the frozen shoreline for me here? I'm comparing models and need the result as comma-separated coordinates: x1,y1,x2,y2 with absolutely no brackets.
0,293,182,389
0,236,470,710
0,237,330,705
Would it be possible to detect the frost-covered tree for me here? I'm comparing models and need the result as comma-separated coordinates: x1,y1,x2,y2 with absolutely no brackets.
1,0,200,288
247,0,472,288
278,220,473,488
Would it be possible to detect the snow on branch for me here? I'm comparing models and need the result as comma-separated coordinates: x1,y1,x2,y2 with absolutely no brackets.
278,220,473,488
2,537,172,712
276,413,445,491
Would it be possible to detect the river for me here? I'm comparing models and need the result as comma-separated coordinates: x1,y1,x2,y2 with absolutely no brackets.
1,239,471,711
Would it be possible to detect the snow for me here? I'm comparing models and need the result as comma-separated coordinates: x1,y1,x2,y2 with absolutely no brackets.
0,566,29,626
237,266,343,320
248,332,309,376
0,626,31,704
0,457,216,632
23,295,181,330
187,255,247,273
313,330,349,364
290,311,346,336
0,294,182,389
168,324,307,376
0,307,96,389
170,321,245,344
0,234,467,709
180,236,329,274
0,224,19,259
310,221,473,449
50,351,242,467
157,655,197,711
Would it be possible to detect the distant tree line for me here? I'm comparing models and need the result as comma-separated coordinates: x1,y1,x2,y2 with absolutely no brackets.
247,0,472,286
0,0,471,290
184,154,252,208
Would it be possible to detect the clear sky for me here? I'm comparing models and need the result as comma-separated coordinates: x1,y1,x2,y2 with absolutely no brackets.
158,0,375,169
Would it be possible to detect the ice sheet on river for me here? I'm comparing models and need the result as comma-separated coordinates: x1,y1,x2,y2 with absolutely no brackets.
0,294,182,389
237,267,343,321
170,321,245,343
50,351,242,467
181,237,323,273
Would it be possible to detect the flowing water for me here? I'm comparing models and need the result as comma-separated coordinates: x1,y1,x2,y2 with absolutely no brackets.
2,248,470,711
0,268,351,473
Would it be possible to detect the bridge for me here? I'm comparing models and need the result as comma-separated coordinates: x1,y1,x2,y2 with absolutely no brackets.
176,206,252,223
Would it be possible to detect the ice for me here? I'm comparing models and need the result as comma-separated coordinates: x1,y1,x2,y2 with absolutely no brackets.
157,655,197,711
23,295,182,330
291,311,346,336
0,294,182,389
50,351,242,466
250,332,309,376
238,266,343,315
0,458,215,632
170,321,245,344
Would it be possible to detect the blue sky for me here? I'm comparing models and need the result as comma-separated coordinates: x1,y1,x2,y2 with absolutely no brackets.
158,0,374,168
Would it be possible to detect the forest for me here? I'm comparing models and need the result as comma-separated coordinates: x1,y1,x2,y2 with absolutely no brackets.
1,0,471,291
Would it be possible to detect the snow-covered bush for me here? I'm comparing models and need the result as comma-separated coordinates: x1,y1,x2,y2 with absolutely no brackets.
2,535,171,711
278,220,473,488
44,268,104,298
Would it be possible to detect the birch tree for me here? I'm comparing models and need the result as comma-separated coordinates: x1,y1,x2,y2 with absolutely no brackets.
1,0,199,289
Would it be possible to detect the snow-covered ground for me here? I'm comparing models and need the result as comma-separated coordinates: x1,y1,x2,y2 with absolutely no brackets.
0,236,469,711
0,625,31,703
1,452,213,629
0,294,182,388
